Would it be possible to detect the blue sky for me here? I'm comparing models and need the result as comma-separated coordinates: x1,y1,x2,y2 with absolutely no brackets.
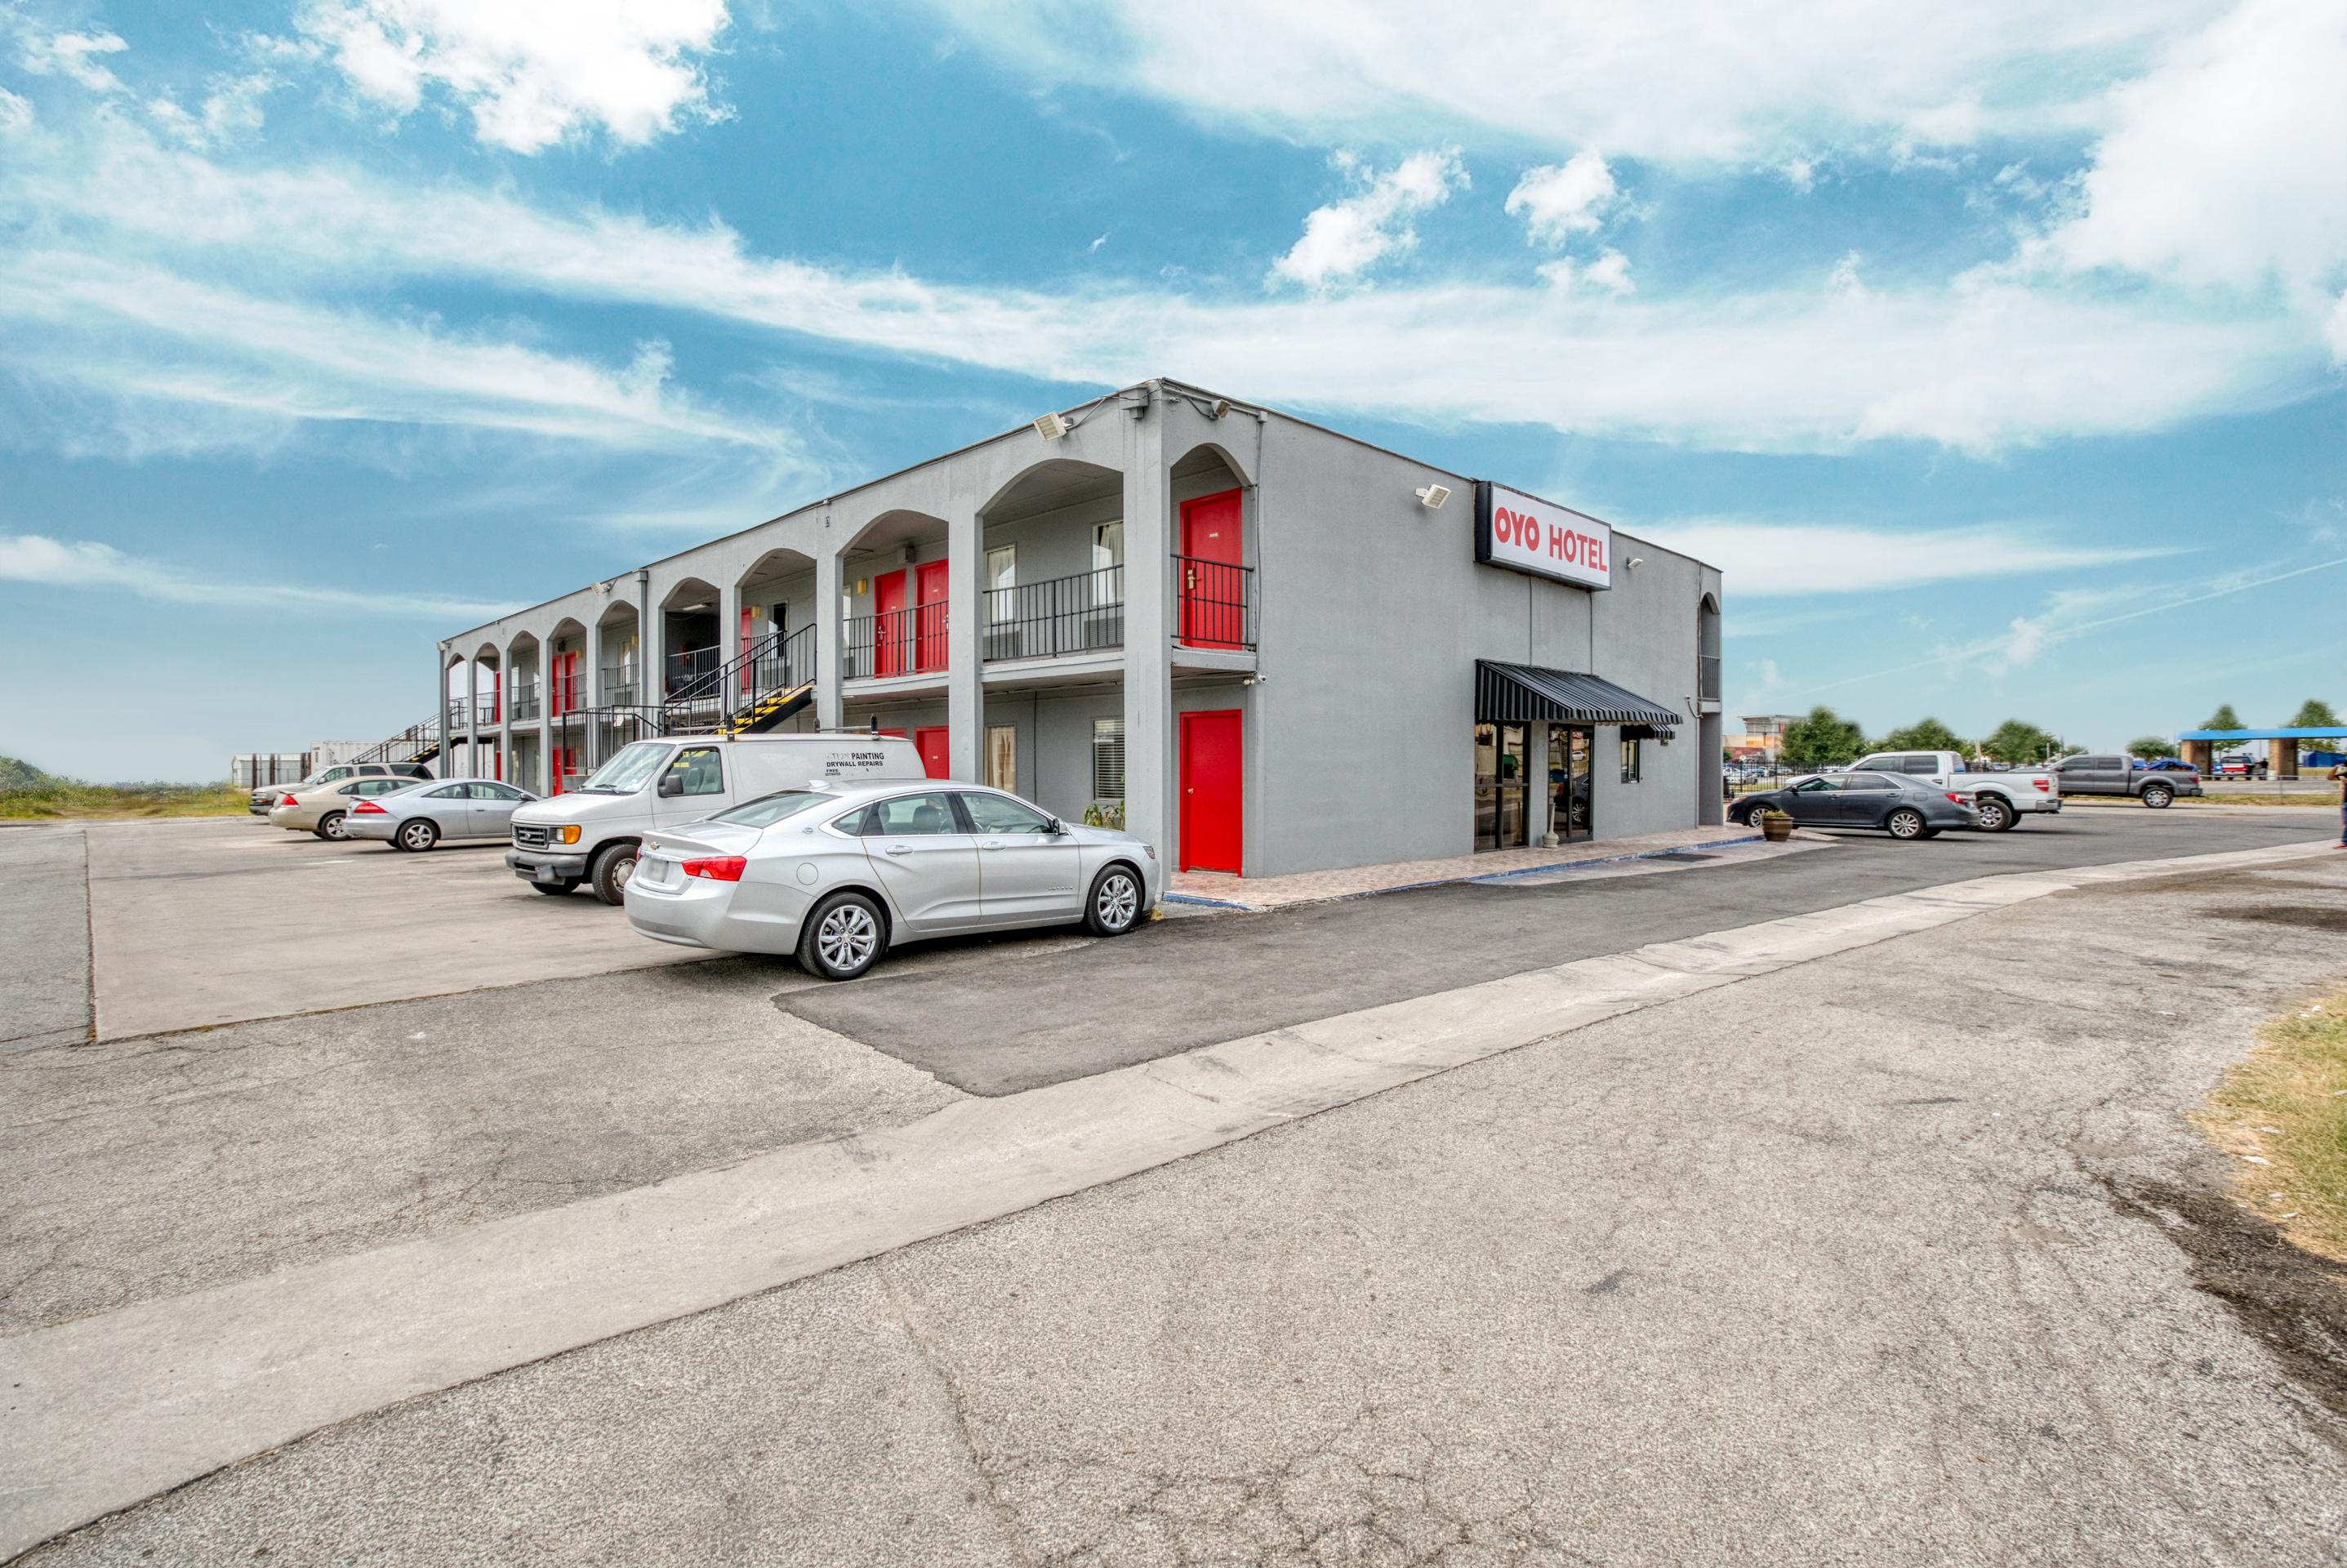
2,0,2343,780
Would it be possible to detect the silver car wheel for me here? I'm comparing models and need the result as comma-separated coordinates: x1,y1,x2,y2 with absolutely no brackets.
817,904,879,970
1095,871,1139,931
399,820,435,852
1886,808,1925,840
319,812,347,840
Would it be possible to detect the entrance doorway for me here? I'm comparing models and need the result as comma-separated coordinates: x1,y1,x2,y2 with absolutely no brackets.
915,559,949,671
873,569,908,677
1179,489,1245,648
1548,724,1593,842
915,725,951,780
1179,709,1243,872
1474,722,1530,851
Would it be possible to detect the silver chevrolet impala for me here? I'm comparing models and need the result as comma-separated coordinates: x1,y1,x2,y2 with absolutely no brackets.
623,780,1161,980
343,778,541,852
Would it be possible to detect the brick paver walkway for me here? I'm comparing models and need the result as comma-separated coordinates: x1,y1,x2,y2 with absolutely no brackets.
1167,823,1766,910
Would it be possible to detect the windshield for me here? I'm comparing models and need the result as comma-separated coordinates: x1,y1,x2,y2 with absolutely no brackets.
575,742,673,795
710,790,829,829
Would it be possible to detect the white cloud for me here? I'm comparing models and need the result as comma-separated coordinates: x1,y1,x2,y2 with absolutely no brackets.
1505,152,1619,245
1643,521,2175,596
1271,149,1467,291
0,250,796,458
0,114,2330,457
0,87,30,131
2327,291,2347,364
2044,0,2347,299
292,0,733,152
18,29,129,93
146,72,277,148
0,532,518,619
915,0,2220,166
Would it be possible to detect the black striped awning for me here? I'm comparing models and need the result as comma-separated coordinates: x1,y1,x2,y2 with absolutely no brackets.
1475,661,1682,728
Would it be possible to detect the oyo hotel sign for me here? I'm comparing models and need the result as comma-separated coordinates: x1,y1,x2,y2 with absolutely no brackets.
1473,481,1611,590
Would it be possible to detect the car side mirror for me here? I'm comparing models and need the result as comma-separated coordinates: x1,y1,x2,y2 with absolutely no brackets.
1047,817,1067,835
656,773,683,798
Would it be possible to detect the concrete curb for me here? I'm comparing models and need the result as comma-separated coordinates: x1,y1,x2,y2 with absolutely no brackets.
1162,829,1770,912
0,837,2332,1559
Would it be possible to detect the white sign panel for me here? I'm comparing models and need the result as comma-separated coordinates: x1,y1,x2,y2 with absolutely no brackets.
1474,482,1611,590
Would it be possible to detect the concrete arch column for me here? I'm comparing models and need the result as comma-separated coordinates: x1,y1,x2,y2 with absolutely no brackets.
1121,386,1174,862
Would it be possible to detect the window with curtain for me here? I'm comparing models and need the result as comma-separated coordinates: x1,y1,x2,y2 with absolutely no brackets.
1619,737,1643,783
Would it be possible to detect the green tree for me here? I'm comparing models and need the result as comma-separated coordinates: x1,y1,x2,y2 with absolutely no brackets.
2127,735,2178,760
1980,718,2059,764
1874,717,1969,755
2287,698,2340,730
1779,706,1868,769
2201,702,2244,731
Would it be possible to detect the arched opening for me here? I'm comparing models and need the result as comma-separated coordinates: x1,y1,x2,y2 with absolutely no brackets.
594,600,639,706
659,577,722,700
841,511,949,680
545,617,590,793
471,641,504,732
735,547,817,694
1170,444,1252,652
1698,593,1721,703
975,459,1125,663
503,631,542,791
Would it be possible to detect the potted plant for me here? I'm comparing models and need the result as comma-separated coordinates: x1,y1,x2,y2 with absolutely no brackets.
1756,807,1795,843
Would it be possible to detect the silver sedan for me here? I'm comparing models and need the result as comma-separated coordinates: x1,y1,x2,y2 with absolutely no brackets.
344,778,541,852
623,780,1162,979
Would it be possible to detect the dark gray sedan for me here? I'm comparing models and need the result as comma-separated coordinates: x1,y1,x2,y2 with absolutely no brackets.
343,778,540,852
1729,772,1975,839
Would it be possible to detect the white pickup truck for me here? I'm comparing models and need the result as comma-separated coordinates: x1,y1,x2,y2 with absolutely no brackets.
1846,750,2060,832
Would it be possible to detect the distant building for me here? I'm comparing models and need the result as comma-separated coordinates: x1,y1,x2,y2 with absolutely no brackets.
1729,714,1803,760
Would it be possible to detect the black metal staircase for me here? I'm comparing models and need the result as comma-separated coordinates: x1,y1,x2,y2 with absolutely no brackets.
661,626,815,737
354,715,443,767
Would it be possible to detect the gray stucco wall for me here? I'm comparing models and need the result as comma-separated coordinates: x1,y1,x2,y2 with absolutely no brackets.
1251,416,1712,876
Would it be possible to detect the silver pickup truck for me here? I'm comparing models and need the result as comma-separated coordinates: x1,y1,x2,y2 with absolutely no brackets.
2047,752,2203,807
1846,750,2060,832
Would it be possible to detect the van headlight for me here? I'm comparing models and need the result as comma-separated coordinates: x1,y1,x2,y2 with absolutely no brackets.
555,825,581,844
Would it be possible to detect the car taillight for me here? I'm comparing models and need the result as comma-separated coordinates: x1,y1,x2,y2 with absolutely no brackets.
1947,793,1968,805
352,800,388,814
682,855,746,881
2033,778,2050,791
279,795,298,806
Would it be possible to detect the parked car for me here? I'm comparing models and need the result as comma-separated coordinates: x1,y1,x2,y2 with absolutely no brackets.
265,776,425,840
2132,757,2196,772
1845,750,2059,833
247,760,432,815
509,732,929,904
625,780,1161,979
1727,772,1976,839
342,778,540,852
2213,752,2269,780
2050,752,2204,806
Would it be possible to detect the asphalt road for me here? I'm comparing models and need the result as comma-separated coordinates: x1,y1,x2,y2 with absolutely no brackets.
24,848,2347,1566
791,808,2336,1094
0,828,90,1055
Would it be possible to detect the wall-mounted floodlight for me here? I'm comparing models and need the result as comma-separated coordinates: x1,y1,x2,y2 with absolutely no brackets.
1415,484,1451,510
1033,411,1070,440
1209,399,1231,419
1626,556,1646,570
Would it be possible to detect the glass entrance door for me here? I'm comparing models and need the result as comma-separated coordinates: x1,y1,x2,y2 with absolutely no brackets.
1549,724,1593,841
1474,722,1530,852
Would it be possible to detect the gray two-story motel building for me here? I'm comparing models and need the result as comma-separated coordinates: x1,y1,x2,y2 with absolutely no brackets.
431,379,1725,880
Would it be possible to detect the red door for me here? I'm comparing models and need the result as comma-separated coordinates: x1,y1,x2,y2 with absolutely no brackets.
740,607,755,694
915,725,951,780
915,560,950,672
1180,709,1243,873
874,569,907,677
1180,489,1245,648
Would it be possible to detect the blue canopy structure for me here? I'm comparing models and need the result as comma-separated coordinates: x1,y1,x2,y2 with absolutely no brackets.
2176,726,2347,742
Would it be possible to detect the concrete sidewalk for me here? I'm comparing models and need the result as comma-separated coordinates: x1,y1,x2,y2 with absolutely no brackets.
1169,822,1763,909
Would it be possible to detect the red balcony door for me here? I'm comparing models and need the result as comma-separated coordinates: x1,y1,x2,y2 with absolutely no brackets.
739,607,755,694
915,560,950,672
1179,709,1244,873
1180,488,1244,648
915,725,951,779
874,569,907,676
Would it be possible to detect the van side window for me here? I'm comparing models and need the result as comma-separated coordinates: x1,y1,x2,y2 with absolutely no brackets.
672,747,724,795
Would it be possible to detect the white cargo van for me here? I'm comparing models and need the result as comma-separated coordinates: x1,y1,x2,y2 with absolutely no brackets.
506,733,928,902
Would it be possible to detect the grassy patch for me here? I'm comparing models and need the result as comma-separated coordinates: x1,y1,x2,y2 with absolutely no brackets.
0,756,249,821
2201,990,2347,1265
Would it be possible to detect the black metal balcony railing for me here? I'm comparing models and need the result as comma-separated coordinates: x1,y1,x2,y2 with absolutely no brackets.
445,702,467,732
983,566,1124,661
1698,654,1721,702
597,666,638,707
665,645,719,699
510,679,541,723
1174,555,1255,651
844,602,948,681
752,624,816,693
